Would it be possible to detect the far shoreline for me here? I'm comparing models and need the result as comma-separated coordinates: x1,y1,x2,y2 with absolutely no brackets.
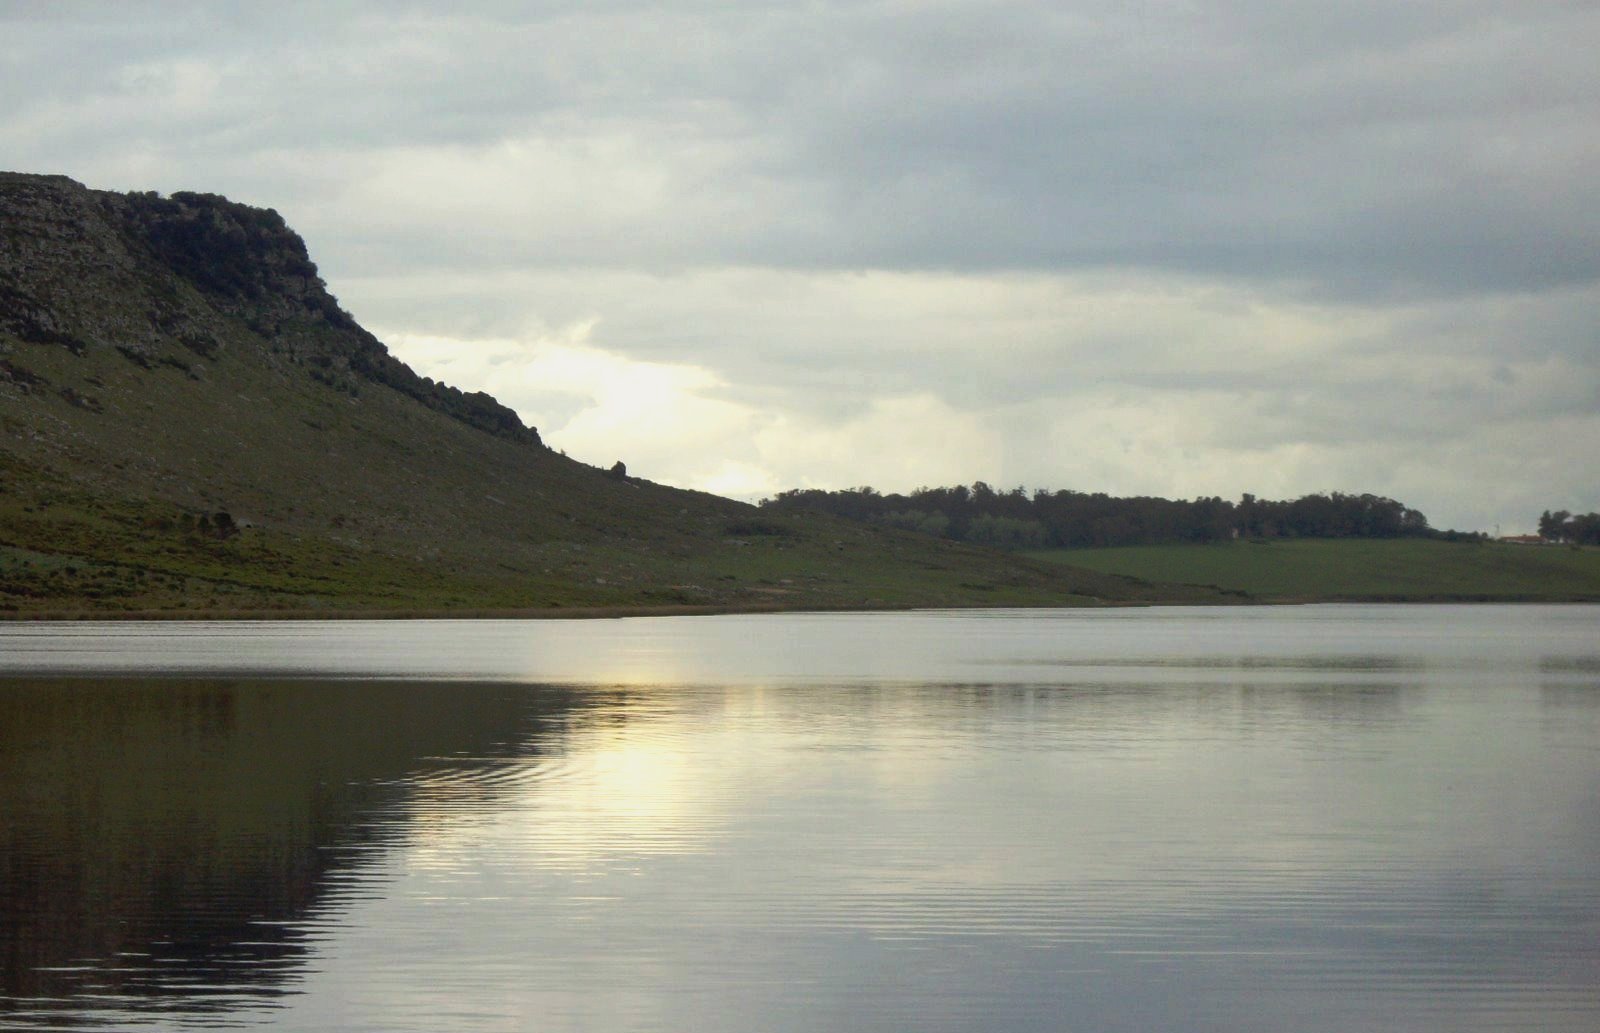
3,594,1596,622
0,600,1135,621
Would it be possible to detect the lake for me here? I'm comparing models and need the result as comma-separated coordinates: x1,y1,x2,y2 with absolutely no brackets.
2,605,1597,1032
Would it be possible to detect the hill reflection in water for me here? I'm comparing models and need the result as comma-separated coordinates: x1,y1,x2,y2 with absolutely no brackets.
0,678,586,1026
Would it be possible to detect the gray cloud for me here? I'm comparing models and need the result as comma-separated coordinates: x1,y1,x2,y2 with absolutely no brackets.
9,2,1595,292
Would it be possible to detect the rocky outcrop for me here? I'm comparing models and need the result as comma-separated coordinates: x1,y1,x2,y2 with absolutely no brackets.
0,172,539,445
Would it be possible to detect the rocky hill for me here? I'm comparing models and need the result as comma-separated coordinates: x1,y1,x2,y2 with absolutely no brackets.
2,174,534,443
0,173,1210,614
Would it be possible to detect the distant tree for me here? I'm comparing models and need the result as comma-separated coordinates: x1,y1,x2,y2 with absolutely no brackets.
966,515,1048,550
608,461,627,480
760,483,1446,547
881,509,932,533
1539,510,1570,541
1540,510,1600,545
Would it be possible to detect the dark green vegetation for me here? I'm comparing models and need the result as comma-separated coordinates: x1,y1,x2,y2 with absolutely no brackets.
1539,510,1600,545
768,484,1599,602
1028,539,1600,602
762,483,1459,550
1,173,1208,615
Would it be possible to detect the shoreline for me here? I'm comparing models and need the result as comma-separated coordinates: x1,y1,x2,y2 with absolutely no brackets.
0,602,845,622
2,594,1596,622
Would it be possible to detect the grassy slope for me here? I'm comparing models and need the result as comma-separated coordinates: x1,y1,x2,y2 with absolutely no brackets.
1,397,1183,614
1026,539,1600,602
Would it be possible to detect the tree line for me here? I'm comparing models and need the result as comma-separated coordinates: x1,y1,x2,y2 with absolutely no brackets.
760,484,1448,549
1538,510,1600,545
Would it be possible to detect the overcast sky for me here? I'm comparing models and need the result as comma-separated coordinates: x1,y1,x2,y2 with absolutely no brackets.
4,1,1597,531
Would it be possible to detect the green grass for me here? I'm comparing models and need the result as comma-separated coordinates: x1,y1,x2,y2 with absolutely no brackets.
0,454,1215,615
1025,538,1600,602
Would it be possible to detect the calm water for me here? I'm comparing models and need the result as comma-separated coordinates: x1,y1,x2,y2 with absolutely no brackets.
2,605,1597,1032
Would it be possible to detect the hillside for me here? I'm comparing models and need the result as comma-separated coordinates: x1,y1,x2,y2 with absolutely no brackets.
0,173,1209,615
1028,539,1600,602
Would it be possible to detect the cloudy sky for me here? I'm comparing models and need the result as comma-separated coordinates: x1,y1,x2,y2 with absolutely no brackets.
4,1,1597,531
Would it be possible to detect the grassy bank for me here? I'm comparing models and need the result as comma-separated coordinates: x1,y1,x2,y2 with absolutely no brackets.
1025,538,1600,602
1,472,1231,616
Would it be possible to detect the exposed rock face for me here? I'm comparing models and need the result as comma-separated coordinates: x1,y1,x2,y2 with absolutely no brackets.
0,172,538,445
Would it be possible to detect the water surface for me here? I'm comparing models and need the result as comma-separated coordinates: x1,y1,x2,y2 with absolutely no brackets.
2,605,1597,1031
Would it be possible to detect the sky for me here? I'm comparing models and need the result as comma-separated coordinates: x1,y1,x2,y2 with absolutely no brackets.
3,1,1597,532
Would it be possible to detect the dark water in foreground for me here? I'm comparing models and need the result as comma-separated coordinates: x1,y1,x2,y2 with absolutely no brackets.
1,605,1597,1032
